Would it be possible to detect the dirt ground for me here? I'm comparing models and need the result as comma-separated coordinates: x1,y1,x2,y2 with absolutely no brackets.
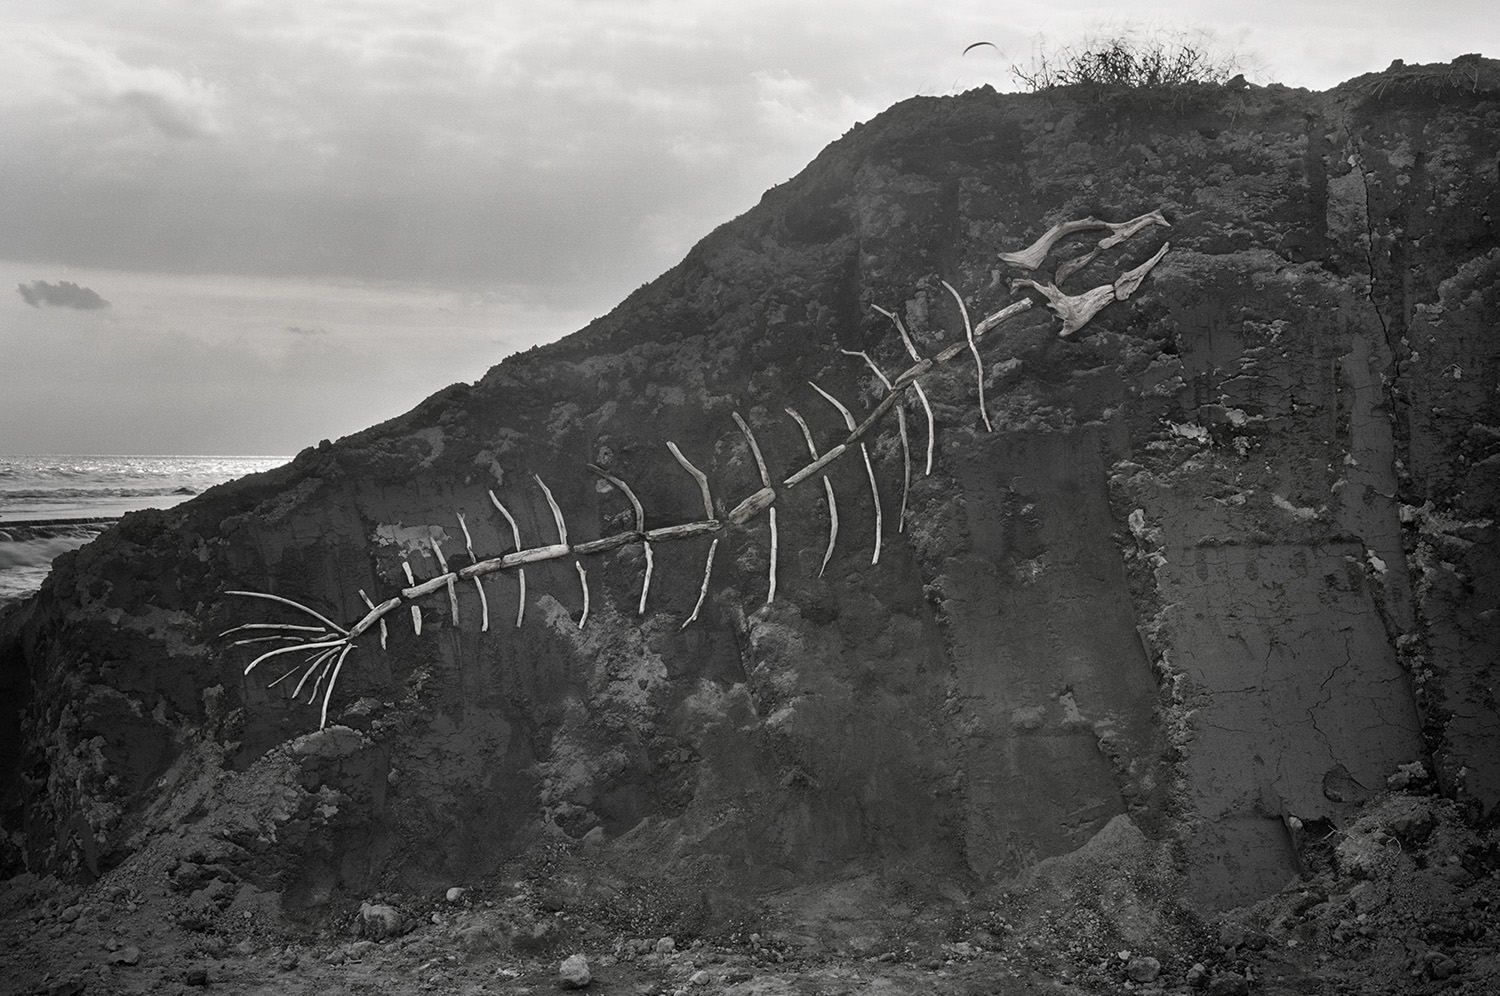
4,782,1497,996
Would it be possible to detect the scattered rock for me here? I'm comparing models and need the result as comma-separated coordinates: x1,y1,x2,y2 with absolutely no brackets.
655,936,676,955
445,887,467,903
688,969,710,986
185,966,209,986
1185,962,1209,988
356,901,405,939
1427,951,1459,979
559,953,591,988
107,945,141,966
1125,955,1161,982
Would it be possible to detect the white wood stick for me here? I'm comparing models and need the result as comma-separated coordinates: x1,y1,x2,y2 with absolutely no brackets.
895,402,910,531
232,635,303,648
267,659,306,689
681,538,719,629
402,560,422,635
533,474,569,547
731,411,772,486
456,512,476,559
457,513,487,628
575,561,589,628
219,621,329,638
786,406,839,576
306,653,335,704
587,463,653,616
767,506,778,605
431,535,459,625
666,441,714,520
474,578,489,632
358,589,388,649
243,638,347,677
319,644,354,729
912,380,935,476
871,303,923,362
489,489,526,628
811,382,882,565
225,591,349,636
943,279,993,433
640,542,654,615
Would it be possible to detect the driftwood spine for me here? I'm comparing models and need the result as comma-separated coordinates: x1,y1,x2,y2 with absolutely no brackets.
224,218,1169,730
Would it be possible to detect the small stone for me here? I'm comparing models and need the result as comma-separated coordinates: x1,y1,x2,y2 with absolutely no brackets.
185,967,210,987
688,969,710,986
1126,956,1161,983
655,937,676,955
1429,953,1458,980
446,887,467,903
59,906,81,924
357,902,406,939
108,946,142,966
559,953,591,989
234,939,256,957
1185,962,1209,988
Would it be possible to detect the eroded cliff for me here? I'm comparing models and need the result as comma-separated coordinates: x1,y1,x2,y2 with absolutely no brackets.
3,62,1498,957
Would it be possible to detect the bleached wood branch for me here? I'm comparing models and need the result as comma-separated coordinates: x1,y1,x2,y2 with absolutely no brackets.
682,538,719,629
489,490,526,628
456,512,488,632
786,406,838,577
943,280,992,433
588,463,653,614
811,382,882,566
667,441,714,520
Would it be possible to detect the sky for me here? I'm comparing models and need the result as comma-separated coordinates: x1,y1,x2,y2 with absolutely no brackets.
2,1,1496,455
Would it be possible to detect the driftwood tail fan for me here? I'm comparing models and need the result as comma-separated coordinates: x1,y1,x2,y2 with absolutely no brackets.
221,210,1172,729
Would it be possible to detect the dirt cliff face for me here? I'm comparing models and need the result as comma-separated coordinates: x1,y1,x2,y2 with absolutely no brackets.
3,61,1497,933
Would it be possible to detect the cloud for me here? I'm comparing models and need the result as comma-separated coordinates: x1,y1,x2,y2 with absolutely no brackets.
17,280,109,309
285,324,325,335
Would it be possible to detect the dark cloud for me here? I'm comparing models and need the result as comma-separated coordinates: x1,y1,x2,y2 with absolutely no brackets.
17,280,109,309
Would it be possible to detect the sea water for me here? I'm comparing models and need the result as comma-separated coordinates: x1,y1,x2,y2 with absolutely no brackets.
0,455,287,607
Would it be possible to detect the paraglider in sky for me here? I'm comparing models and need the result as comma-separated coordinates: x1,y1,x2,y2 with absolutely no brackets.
963,41,999,56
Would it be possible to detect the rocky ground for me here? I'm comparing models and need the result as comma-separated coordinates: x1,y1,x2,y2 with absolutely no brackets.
4,776,1496,996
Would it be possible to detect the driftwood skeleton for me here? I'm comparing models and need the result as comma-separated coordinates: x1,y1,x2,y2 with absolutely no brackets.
223,210,1171,728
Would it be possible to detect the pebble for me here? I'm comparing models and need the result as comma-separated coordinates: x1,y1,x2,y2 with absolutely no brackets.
107,946,142,966
656,936,676,955
446,887,467,903
357,901,406,939
185,967,210,987
688,969,710,986
1185,962,1209,988
559,953,591,989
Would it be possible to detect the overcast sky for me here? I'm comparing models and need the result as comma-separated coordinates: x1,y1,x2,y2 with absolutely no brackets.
3,0,1496,455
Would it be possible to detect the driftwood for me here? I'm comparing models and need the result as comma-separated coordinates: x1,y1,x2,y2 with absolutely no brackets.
223,210,1170,728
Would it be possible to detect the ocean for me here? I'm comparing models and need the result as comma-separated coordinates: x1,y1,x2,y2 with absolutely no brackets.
0,454,287,608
